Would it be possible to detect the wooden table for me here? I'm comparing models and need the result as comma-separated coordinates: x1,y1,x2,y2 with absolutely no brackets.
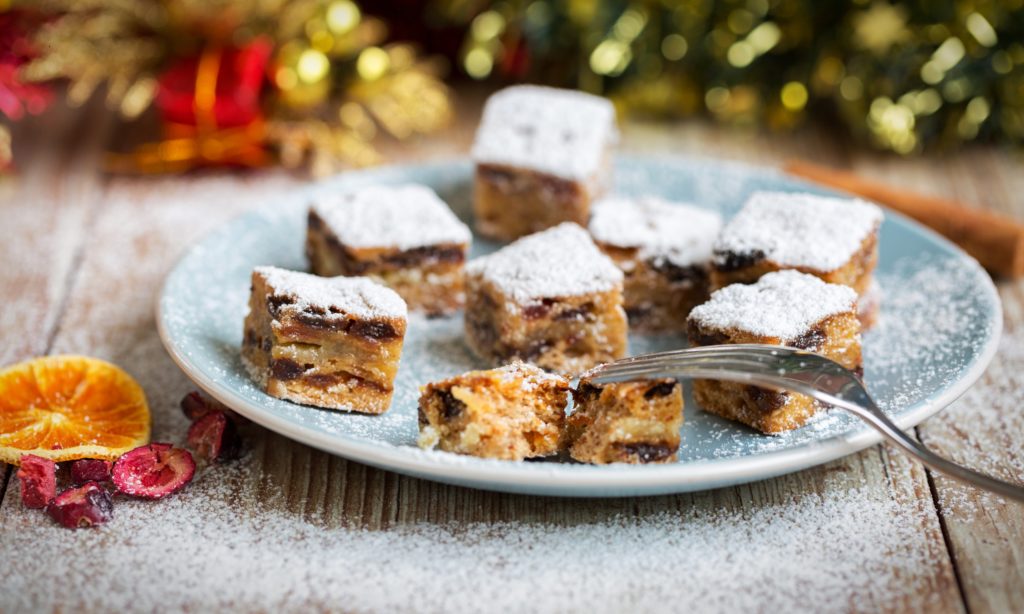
1,95,1021,612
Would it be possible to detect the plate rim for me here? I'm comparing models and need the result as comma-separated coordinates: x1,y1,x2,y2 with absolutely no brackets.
155,154,1003,497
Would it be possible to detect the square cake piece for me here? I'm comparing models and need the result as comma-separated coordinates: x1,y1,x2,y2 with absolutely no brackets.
711,191,883,299
464,222,628,377
687,270,862,433
417,362,570,460
589,195,722,331
471,85,617,241
241,266,408,414
567,374,683,464
306,184,472,315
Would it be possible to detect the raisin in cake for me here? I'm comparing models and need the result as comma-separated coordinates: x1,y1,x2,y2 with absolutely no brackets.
464,222,628,377
471,85,617,241
567,373,683,464
589,195,722,331
306,184,471,315
712,191,882,325
417,362,570,460
687,270,861,433
242,266,407,414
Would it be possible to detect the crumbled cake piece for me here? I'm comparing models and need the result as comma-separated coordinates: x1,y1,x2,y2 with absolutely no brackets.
711,191,883,296
567,373,683,464
471,85,618,241
589,195,722,331
687,270,862,434
241,266,408,414
417,362,570,460
306,184,472,315
464,223,628,377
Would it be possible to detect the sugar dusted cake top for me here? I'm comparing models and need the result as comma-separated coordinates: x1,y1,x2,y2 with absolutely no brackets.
688,270,857,340
256,266,407,320
311,184,471,251
471,85,617,181
466,222,623,301
589,196,722,266
714,191,883,272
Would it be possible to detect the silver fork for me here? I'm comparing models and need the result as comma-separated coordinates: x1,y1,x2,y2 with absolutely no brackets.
588,344,1024,503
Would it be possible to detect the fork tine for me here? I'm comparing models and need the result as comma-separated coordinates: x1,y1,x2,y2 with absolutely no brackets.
591,356,777,382
609,344,804,367
598,355,774,373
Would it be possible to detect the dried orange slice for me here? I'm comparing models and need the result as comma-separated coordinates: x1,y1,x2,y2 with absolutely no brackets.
0,355,151,464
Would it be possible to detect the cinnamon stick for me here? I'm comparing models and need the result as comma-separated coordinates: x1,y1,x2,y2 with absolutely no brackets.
784,159,1024,278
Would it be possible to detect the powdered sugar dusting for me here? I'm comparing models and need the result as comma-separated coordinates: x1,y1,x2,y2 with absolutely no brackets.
0,459,946,612
471,85,617,180
714,191,883,272
466,222,623,301
589,195,722,266
689,270,857,339
256,266,407,320
311,184,471,250
923,325,1024,515
494,360,567,390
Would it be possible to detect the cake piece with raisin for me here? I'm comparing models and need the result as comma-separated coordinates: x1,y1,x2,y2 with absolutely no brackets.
464,223,628,377
306,184,471,315
589,195,722,331
567,373,683,464
687,270,861,434
241,266,407,414
471,85,617,241
417,362,570,460
711,191,883,300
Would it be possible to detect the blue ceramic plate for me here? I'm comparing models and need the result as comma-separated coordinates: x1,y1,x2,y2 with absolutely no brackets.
157,157,1001,497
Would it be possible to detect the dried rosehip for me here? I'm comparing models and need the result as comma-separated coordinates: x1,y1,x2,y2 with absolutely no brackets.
46,482,113,529
70,459,113,485
180,391,247,424
187,411,242,463
112,443,195,499
16,454,56,509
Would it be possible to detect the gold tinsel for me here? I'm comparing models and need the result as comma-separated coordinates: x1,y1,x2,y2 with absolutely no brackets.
16,0,452,173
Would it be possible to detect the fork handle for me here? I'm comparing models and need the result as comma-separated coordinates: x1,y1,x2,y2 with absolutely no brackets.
831,397,1024,503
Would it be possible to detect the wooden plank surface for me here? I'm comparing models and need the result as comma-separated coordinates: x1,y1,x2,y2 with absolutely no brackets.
857,152,1024,614
0,94,1019,611
0,99,112,501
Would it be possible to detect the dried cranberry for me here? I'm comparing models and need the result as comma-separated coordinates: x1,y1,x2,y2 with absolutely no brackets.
112,443,196,499
187,411,242,463
16,454,56,509
46,482,113,529
180,391,248,424
70,459,113,485
180,391,211,421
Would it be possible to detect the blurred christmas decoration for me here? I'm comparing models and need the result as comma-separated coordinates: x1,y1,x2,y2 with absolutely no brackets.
0,9,54,170
432,0,1024,154
6,0,451,174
